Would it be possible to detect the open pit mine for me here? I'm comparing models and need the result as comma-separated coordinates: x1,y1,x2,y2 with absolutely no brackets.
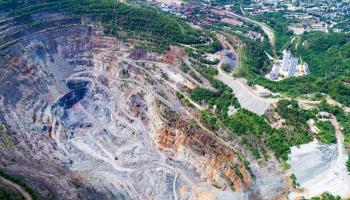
0,12,262,200
0,3,324,200
3,0,350,198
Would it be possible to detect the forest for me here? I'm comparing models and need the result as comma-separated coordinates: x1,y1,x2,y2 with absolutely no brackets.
253,11,295,52
275,100,313,146
0,0,207,52
190,79,240,118
226,108,290,160
240,32,350,107
317,101,350,145
315,120,336,145
0,169,39,200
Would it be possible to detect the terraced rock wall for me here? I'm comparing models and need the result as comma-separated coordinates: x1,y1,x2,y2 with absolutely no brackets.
0,11,253,199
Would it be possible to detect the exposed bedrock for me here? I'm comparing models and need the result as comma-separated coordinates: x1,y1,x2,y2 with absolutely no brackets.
0,16,257,199
0,8,296,198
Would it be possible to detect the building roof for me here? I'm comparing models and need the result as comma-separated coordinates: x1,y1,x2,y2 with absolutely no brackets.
282,50,291,71
288,57,299,77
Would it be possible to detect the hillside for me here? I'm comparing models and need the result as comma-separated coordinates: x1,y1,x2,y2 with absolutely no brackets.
241,32,350,107
0,0,206,52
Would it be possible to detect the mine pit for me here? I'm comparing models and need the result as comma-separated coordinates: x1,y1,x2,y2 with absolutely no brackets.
0,10,290,199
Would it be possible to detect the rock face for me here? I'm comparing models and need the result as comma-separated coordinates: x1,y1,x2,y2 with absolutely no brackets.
156,109,252,192
0,13,253,199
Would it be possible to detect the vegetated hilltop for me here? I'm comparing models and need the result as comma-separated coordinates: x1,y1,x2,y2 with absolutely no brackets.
240,32,350,107
253,11,295,52
0,0,207,52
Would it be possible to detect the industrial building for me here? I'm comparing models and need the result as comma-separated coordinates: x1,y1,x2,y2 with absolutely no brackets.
266,49,309,81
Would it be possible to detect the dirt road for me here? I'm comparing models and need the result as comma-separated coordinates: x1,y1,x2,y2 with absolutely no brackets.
215,34,277,115
211,8,275,51
0,176,32,200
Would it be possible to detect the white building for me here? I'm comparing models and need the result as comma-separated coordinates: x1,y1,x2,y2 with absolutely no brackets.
282,49,291,71
266,49,309,81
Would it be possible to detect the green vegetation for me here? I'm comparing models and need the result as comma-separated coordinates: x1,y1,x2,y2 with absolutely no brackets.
317,101,350,145
187,60,288,160
240,32,350,108
253,11,295,51
189,60,219,76
209,0,252,6
227,109,290,160
238,36,272,76
186,48,221,66
180,63,190,73
195,36,223,54
316,101,350,172
176,92,194,108
227,109,270,136
189,62,238,118
0,0,207,52
190,80,240,117
72,0,203,44
221,63,232,73
290,173,299,188
315,120,336,144
333,20,350,33
200,110,219,131
0,187,24,200
0,169,40,200
215,99,314,160
189,71,202,83
201,58,220,65
0,124,14,151
228,3,243,15
188,75,291,160
332,109,350,145
275,100,313,146
307,192,341,200
232,164,244,182
189,66,314,161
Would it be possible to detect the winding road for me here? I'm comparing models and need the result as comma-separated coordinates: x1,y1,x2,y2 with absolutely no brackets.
64,59,209,200
210,8,275,52
0,176,32,200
